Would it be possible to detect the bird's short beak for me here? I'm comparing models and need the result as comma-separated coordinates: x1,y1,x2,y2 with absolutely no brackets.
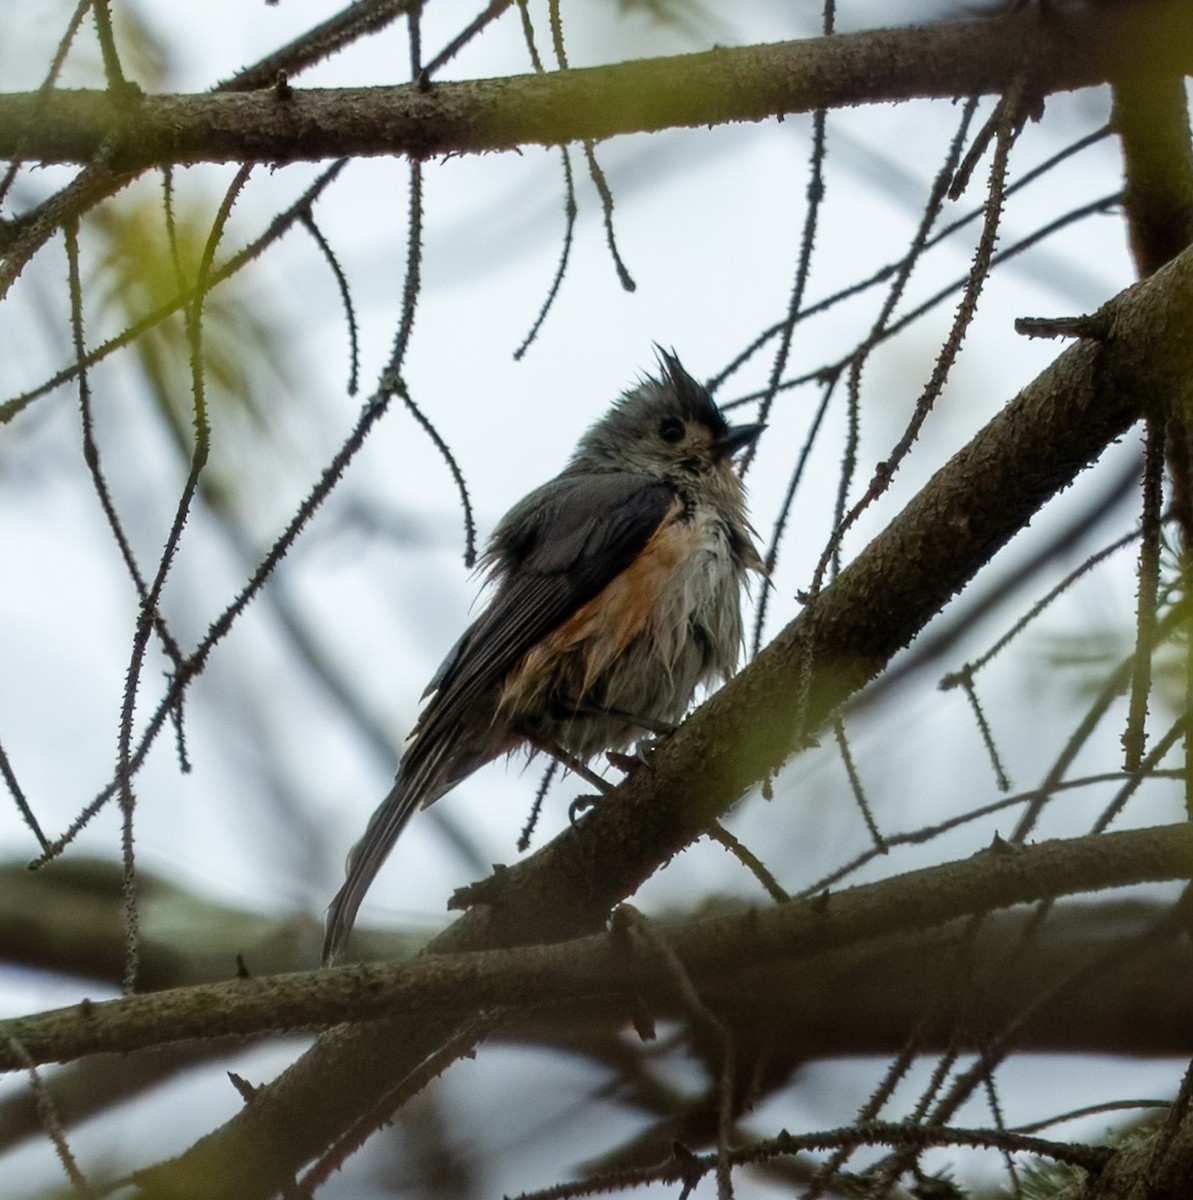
712,422,765,461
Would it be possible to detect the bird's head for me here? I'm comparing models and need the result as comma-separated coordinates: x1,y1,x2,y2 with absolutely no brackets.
571,349,763,486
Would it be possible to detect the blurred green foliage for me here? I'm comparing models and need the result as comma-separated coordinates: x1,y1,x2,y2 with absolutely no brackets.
87,191,299,515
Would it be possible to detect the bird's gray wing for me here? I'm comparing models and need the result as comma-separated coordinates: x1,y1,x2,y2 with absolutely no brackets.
322,474,675,966
412,473,677,754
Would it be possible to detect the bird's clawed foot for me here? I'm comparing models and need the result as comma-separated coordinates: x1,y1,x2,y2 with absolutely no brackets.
607,736,664,775
569,792,604,824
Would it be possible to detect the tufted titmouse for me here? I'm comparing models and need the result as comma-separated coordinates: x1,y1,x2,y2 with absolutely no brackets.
323,350,763,964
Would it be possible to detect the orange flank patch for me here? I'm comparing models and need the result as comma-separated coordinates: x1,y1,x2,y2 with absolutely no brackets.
499,500,693,715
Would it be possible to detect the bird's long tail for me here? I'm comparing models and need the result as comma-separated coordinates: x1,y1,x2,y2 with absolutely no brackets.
322,740,457,966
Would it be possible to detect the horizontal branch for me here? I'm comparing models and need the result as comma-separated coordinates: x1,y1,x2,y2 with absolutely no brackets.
1,3,1191,169
2,903,1188,1158
4,823,1191,1070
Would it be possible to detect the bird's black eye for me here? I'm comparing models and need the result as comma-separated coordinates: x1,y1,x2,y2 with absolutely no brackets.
659,417,685,444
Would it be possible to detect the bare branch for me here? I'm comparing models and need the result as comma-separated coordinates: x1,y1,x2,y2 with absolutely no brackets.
0,5,1190,171
4,822,1191,1072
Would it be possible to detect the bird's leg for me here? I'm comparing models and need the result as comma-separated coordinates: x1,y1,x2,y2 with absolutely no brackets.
569,702,678,737
520,732,612,823
562,702,676,774
568,792,603,823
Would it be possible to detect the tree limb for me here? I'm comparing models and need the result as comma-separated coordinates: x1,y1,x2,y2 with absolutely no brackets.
3,822,1190,1070
1,4,1191,170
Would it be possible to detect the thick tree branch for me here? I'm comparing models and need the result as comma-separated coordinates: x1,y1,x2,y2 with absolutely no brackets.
1,4,1191,171
4,898,1191,1160
125,189,1193,1200
4,823,1191,1070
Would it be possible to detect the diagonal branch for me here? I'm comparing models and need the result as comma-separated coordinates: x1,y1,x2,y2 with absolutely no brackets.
123,190,1193,1200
